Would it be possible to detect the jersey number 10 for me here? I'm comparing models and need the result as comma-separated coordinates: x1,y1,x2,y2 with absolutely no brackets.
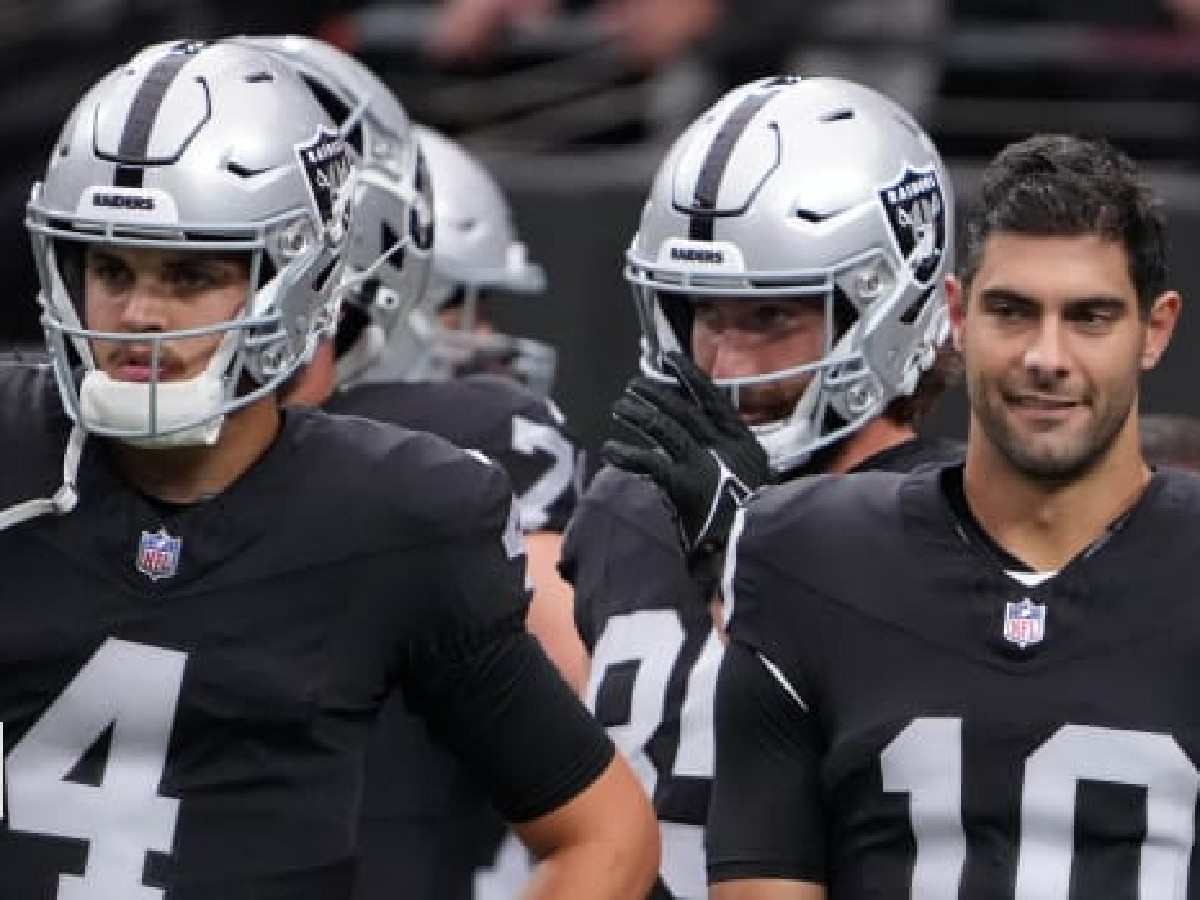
883,717,1200,900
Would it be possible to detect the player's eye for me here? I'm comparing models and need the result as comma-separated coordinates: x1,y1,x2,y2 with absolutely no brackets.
983,296,1035,323
750,304,794,330
164,266,216,291
1065,301,1123,330
163,261,240,294
86,254,133,290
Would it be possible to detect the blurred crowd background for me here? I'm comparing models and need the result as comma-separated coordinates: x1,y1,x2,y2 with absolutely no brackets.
4,0,1200,454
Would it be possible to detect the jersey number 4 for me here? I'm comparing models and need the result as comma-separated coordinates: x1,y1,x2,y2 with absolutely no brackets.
883,717,1200,900
6,638,186,900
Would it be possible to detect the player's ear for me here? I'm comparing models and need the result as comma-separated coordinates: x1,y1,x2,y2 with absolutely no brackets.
945,274,966,353
1140,289,1182,372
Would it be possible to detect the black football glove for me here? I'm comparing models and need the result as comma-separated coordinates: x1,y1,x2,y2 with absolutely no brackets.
603,351,770,560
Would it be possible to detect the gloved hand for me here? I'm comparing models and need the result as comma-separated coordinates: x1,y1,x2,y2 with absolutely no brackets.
603,351,770,560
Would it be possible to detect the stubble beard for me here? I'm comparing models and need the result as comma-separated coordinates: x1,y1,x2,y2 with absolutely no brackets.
969,372,1134,484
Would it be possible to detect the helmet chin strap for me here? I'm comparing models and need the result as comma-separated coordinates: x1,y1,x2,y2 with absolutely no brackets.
77,328,242,448
745,324,863,474
752,398,818,474
0,423,83,531
80,370,226,448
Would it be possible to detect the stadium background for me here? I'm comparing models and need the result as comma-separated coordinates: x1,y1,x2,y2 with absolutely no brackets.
3,0,1198,458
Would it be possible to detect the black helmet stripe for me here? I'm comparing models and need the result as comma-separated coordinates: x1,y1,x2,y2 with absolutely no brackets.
688,88,778,242
112,41,211,188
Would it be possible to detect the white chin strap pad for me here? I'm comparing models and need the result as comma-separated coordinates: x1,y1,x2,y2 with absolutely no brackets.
80,370,225,447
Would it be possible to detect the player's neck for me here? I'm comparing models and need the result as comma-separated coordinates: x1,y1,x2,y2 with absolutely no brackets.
105,396,282,505
824,416,915,474
282,340,336,408
962,415,1150,572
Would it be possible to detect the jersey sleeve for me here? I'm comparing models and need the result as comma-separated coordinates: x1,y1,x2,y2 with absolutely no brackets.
707,640,828,883
389,455,614,822
394,453,532,645
559,467,698,652
557,486,609,653
720,490,830,696
402,622,614,823
707,495,833,882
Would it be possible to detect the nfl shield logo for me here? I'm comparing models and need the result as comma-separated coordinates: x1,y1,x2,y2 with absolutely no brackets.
136,528,182,581
1003,598,1046,649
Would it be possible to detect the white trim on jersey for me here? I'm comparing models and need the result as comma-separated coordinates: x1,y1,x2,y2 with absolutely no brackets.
720,505,749,630
756,651,810,713
1005,569,1058,588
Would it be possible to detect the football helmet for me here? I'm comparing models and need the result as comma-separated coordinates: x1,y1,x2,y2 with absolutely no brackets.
627,76,953,473
237,35,434,388
395,125,555,396
26,39,356,446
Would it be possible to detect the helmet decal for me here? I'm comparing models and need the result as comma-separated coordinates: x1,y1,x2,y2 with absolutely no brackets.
879,165,947,286
294,125,354,243
239,36,434,388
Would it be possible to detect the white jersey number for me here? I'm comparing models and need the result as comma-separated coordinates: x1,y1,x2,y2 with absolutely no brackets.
7,638,187,900
587,609,722,899
511,415,574,532
881,717,1200,899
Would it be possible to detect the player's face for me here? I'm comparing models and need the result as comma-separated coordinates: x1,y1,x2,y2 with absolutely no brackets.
690,297,825,426
83,246,250,383
952,233,1155,481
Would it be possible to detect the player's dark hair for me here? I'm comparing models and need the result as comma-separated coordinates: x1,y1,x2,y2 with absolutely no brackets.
960,134,1167,316
1139,413,1200,473
884,342,961,428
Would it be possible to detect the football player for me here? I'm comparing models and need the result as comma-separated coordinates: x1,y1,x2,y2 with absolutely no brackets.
561,76,961,898
404,124,560,400
708,134,1185,898
248,37,588,899
0,38,657,900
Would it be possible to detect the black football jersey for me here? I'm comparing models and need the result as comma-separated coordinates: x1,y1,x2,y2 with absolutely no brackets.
710,463,1200,898
325,374,579,534
324,375,581,900
0,366,612,900
562,437,962,899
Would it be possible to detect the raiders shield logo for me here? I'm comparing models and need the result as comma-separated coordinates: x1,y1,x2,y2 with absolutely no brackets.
294,126,354,242
879,166,946,286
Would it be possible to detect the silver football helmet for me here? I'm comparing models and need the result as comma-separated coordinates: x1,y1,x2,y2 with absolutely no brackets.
627,76,953,473
26,39,356,447
396,125,555,396
237,36,434,388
